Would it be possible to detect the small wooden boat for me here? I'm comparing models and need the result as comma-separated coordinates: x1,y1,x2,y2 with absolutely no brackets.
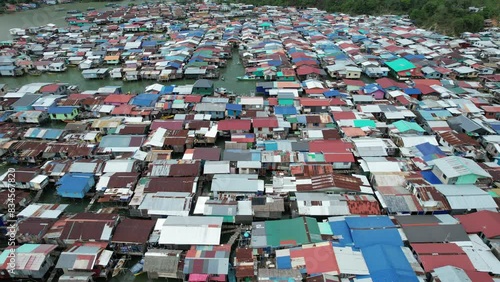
28,69,42,76
237,75,258,81
112,256,127,277
129,259,144,276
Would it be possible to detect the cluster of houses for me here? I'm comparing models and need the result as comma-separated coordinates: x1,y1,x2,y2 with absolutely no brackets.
0,2,500,282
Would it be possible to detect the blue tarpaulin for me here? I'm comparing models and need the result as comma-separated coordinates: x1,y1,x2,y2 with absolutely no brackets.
274,106,297,115
362,244,418,282
420,170,442,184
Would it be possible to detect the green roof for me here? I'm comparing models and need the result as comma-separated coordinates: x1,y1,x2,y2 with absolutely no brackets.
354,119,376,128
278,98,294,106
265,217,321,247
385,58,416,72
393,120,425,133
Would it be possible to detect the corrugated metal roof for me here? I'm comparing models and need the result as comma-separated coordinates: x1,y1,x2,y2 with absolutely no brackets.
159,216,223,245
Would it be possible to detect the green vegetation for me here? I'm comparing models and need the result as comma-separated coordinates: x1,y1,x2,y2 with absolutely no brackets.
226,0,500,35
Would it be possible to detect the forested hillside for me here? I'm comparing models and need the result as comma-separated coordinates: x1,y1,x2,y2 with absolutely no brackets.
228,0,500,35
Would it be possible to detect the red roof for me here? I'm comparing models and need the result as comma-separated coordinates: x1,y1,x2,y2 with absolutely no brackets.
412,243,464,254
290,244,339,274
413,79,442,87
333,112,356,120
482,106,500,113
309,140,353,153
296,65,322,75
455,211,500,239
183,95,203,103
412,243,475,272
268,98,278,106
300,98,330,107
218,119,251,131
252,117,278,128
104,94,134,104
323,152,355,163
40,84,60,93
342,79,365,87
111,104,134,115
150,120,184,130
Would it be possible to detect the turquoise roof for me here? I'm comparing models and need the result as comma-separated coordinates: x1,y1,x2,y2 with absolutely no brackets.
393,120,425,133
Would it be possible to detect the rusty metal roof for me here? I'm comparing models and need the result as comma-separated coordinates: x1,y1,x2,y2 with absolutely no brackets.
112,218,156,243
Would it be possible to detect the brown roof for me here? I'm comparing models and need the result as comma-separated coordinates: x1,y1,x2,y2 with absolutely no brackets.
192,147,221,161
0,190,31,210
4,170,37,183
290,164,334,177
145,177,197,193
107,172,140,188
59,213,118,241
438,131,479,146
111,218,155,243
118,124,149,135
235,248,253,262
17,218,55,238
296,173,363,192
345,195,381,215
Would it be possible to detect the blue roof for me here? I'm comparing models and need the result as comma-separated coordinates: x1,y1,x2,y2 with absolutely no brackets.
328,220,353,246
43,129,64,140
363,83,384,94
0,66,16,71
345,216,395,229
416,142,445,157
324,90,340,97
226,103,242,111
142,41,157,47
47,106,77,114
130,94,160,107
404,88,422,95
161,85,174,94
276,256,292,269
274,106,297,115
488,122,500,134
362,244,418,282
417,110,452,121
264,141,278,151
56,173,94,199
420,170,442,184
351,229,403,248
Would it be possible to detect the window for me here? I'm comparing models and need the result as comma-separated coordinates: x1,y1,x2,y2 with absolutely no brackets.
52,114,56,118
442,174,447,180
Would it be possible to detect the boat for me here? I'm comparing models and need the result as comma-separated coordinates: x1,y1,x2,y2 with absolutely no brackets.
112,256,127,277
215,87,228,94
87,7,95,11
67,10,81,14
237,75,258,81
55,7,65,11
28,69,42,76
129,259,144,276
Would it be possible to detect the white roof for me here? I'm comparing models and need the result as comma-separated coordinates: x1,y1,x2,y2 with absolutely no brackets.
18,203,68,219
103,159,136,173
159,216,223,245
399,135,438,147
432,156,491,178
144,128,166,147
18,83,51,94
434,184,498,211
237,161,262,168
333,246,369,275
211,174,264,193
204,161,230,174
295,192,350,216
